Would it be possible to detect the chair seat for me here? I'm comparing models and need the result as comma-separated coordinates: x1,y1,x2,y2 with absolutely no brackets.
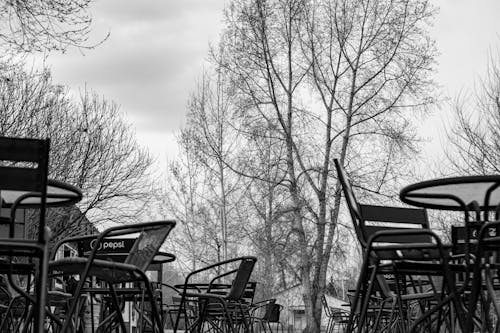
49,258,142,283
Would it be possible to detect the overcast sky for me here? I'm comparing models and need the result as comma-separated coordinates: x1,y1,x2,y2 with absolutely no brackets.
29,0,500,170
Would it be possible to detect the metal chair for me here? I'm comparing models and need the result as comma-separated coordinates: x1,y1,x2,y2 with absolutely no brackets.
0,137,50,333
174,256,257,333
250,298,284,333
322,295,349,333
48,220,176,333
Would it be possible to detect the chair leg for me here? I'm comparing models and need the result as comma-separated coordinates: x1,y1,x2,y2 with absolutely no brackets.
345,256,371,333
137,291,145,333
107,283,127,333
358,263,378,332
141,275,164,333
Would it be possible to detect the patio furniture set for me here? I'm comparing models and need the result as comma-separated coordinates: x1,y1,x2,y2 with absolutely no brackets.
0,136,284,333
4,135,498,333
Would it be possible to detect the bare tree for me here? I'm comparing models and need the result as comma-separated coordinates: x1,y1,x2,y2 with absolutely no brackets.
186,68,245,262
163,130,223,271
239,122,299,298
0,0,106,54
0,65,154,242
168,64,250,267
217,0,437,331
446,52,500,175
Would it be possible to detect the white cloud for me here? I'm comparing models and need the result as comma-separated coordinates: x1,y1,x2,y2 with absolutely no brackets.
30,0,225,134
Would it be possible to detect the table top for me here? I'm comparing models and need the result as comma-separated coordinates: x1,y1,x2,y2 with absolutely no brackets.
174,283,231,292
1,179,82,208
151,252,176,264
400,175,500,211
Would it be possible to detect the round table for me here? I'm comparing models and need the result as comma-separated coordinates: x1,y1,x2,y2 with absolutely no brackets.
400,175,500,332
0,179,82,208
400,175,500,212
151,252,176,265
0,179,82,331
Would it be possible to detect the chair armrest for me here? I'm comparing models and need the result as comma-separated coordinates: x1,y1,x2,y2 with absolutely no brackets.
366,229,448,261
249,299,276,316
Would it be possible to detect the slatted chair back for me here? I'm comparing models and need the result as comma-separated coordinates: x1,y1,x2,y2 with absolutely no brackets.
226,257,257,301
241,281,257,304
264,302,282,322
0,137,49,240
452,223,500,257
360,204,431,244
335,159,431,249
335,158,435,301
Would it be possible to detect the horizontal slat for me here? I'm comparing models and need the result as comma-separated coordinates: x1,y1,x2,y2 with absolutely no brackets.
360,204,428,226
365,226,432,243
0,167,43,191
0,137,48,162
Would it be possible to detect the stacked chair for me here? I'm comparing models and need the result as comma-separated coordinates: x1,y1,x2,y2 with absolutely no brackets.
0,137,51,333
173,256,257,333
334,159,467,332
250,298,284,333
48,220,176,332
322,295,349,333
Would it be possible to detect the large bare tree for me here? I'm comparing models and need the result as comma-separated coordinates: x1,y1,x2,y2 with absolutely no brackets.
446,52,500,175
217,0,437,331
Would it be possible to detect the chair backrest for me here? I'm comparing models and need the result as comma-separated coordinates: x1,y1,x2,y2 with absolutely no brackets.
226,257,257,301
331,308,348,321
451,222,500,255
264,302,282,322
334,159,430,248
124,221,176,272
0,137,49,241
241,281,257,304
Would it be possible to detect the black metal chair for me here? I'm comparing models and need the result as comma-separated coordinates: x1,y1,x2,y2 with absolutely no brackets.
250,298,284,333
0,137,51,333
174,256,257,333
322,295,349,333
334,158,465,332
48,220,176,333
